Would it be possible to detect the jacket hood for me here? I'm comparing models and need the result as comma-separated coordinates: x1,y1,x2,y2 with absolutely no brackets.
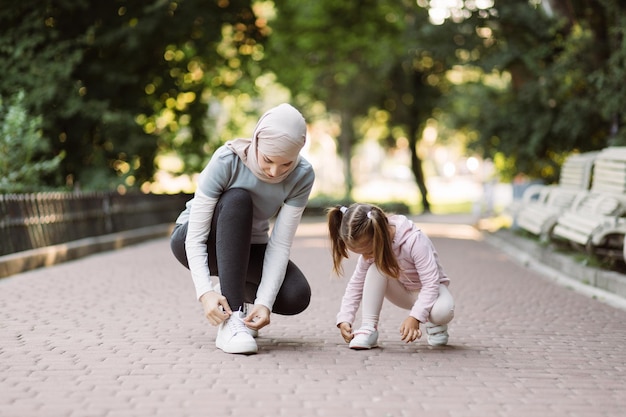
389,214,418,248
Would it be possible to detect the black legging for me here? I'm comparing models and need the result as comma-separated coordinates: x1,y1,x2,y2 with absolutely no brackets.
170,188,311,315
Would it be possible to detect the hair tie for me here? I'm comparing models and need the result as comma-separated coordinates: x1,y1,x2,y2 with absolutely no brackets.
366,211,373,219
340,206,348,214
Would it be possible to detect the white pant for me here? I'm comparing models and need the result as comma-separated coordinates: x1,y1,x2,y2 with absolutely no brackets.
361,266,455,327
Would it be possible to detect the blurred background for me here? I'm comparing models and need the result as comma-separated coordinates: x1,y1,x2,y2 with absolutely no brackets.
1,0,624,217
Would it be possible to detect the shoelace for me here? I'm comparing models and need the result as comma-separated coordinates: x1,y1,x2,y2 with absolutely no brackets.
226,310,249,335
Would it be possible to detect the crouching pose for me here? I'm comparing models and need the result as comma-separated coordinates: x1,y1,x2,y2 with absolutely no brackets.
171,103,315,355
328,203,455,349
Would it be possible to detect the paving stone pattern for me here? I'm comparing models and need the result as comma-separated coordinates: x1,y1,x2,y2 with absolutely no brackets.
1,219,625,417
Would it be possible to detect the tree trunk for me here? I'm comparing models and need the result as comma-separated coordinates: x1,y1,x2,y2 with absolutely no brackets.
339,109,354,200
408,123,430,213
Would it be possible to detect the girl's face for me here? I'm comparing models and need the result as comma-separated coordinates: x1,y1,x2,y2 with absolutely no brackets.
257,151,294,179
346,237,374,261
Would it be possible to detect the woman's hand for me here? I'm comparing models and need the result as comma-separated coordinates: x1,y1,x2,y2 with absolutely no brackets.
244,304,271,331
199,290,231,326
338,322,353,344
400,316,422,343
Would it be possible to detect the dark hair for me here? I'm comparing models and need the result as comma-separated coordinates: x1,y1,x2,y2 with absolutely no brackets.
327,203,400,278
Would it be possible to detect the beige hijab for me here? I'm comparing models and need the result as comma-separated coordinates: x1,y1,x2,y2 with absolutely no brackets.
226,103,307,184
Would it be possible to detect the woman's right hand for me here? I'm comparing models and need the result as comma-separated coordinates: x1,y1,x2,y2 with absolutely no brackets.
199,290,232,326
338,322,353,344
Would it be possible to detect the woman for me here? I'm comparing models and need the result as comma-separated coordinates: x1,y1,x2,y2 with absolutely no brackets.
171,103,315,354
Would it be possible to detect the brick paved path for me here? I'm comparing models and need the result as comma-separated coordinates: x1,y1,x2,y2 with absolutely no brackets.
2,218,626,417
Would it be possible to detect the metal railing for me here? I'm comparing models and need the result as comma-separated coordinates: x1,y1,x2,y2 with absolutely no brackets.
0,192,191,256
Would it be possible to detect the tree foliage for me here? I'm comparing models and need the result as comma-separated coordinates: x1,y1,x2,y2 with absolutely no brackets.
264,0,406,198
0,0,264,190
444,0,626,182
0,91,64,192
264,1,488,209
2,0,625,197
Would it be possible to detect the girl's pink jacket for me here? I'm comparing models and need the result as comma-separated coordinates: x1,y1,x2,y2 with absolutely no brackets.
336,214,450,325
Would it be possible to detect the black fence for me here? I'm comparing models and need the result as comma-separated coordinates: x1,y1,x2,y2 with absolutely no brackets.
0,192,191,256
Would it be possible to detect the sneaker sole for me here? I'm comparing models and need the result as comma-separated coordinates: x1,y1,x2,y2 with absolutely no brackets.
216,340,258,354
349,343,378,350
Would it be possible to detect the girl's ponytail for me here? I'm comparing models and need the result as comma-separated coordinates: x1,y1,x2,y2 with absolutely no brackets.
327,206,348,275
369,207,400,279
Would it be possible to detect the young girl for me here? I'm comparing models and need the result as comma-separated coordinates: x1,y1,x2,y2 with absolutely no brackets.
170,103,315,355
328,203,454,349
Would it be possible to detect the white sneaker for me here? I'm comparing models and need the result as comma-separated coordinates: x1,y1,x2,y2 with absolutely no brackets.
243,303,259,338
215,310,258,354
349,325,379,350
426,323,449,346
214,286,258,339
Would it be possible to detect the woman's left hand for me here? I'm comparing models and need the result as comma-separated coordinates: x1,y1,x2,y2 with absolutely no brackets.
243,304,271,331
400,316,422,343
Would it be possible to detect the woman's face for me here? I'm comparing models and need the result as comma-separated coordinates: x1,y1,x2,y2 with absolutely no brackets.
257,151,295,180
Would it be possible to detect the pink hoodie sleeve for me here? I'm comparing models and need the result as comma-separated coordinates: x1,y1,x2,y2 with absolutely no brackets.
408,234,443,323
336,256,372,326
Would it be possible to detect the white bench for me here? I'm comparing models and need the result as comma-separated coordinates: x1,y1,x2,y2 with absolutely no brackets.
551,147,626,260
556,151,597,189
512,151,598,239
516,187,582,240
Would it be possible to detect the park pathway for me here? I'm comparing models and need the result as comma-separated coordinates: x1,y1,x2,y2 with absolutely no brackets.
2,217,626,417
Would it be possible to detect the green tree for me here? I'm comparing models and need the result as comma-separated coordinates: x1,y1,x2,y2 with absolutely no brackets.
265,1,486,211
0,91,64,192
443,0,626,182
378,4,487,212
0,0,264,190
265,0,405,199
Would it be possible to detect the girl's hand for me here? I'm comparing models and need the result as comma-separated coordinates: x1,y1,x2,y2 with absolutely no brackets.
400,316,422,343
244,304,271,330
338,322,353,343
199,290,232,326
